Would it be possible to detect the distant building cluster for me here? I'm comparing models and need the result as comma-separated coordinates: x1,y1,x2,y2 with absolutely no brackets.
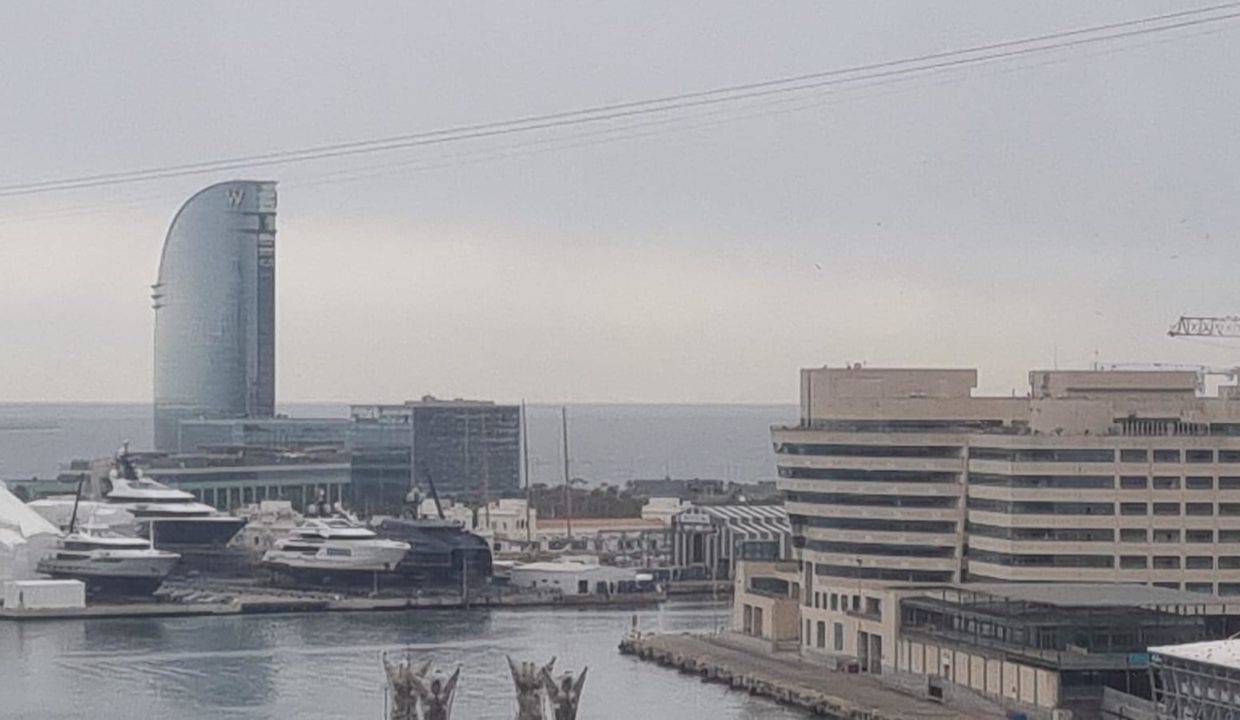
118,182,520,511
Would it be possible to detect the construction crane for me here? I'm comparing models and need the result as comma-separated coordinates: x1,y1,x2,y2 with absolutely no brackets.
1168,316,1240,337
1096,362,1240,392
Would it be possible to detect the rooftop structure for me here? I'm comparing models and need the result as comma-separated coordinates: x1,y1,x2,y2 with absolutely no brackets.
153,181,278,451
1149,639,1240,719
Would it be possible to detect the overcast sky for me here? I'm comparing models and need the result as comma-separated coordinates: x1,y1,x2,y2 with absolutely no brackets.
2,1,1240,404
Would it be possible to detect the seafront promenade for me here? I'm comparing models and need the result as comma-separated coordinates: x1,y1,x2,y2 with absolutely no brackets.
620,631,1005,720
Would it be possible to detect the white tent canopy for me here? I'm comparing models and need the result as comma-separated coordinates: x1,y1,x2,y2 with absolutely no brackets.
0,482,61,582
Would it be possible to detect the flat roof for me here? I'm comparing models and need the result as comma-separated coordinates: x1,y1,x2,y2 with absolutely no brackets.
1151,639,1240,670
946,583,1220,608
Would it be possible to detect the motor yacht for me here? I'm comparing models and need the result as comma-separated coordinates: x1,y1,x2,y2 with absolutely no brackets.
37,526,180,596
101,450,245,547
262,517,410,581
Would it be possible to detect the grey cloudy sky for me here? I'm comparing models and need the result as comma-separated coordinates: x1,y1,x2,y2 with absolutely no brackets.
2,1,1240,404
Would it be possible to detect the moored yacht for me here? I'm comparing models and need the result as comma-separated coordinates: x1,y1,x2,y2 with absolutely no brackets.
101,449,245,547
37,527,181,596
262,517,410,581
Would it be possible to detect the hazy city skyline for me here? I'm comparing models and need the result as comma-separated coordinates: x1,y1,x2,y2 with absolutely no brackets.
3,1,1240,404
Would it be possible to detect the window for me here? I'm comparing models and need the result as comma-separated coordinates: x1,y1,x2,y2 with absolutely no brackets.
1223,477,1240,490
1120,555,1148,569
1120,528,1148,543
1221,530,1240,543
1187,556,1214,570
1220,450,1240,463
1121,449,1149,462
816,621,826,649
1153,582,1181,590
968,448,1113,462
1153,502,1180,516
1121,502,1147,516
967,497,1114,515
1188,529,1215,543
790,515,957,534
1220,583,1240,596
1154,450,1181,463
967,523,1113,542
833,623,844,651
1186,582,1214,594
1186,503,1214,516
1153,529,1181,543
1221,504,1240,516
1120,476,1148,490
1187,449,1214,463
830,593,838,611
814,592,821,609
1220,557,1240,570
1187,476,1214,490
969,474,1113,489
1153,476,1181,490
1153,556,1181,569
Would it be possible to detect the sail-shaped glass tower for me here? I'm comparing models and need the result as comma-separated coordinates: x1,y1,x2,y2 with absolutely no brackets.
152,181,277,451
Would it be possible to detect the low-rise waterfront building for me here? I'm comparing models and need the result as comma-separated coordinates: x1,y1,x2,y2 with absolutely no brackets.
536,517,670,565
509,560,638,595
732,557,802,651
671,503,790,580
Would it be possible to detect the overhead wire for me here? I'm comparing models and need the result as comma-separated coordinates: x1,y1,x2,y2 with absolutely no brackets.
1,3,1239,198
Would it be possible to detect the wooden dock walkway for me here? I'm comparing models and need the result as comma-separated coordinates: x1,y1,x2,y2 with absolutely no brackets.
619,632,1004,720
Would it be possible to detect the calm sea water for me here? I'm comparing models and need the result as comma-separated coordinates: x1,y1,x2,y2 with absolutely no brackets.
0,601,806,720
0,402,795,486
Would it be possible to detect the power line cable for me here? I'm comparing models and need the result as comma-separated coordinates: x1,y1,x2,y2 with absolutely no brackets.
1,2,1238,197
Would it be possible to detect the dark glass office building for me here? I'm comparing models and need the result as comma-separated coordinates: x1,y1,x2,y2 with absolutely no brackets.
152,181,277,451
351,398,521,510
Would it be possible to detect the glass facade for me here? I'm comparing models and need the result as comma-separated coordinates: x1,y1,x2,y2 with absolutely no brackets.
152,181,277,450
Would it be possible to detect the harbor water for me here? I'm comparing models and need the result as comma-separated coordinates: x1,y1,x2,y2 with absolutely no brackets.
0,600,806,719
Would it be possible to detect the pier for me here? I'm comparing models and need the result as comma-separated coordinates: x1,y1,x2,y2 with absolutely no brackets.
0,585,664,622
618,632,1003,720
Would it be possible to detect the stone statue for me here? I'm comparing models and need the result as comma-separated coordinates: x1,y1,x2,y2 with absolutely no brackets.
382,653,432,720
410,667,461,720
542,667,588,720
507,655,555,720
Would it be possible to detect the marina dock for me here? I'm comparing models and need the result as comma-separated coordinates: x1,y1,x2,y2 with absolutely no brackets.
0,587,665,621
618,632,1003,720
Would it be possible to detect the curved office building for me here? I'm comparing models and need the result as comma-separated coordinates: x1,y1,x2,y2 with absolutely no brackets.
152,181,277,451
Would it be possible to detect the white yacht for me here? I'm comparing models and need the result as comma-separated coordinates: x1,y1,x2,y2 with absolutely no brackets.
101,451,245,547
262,517,411,580
37,527,181,596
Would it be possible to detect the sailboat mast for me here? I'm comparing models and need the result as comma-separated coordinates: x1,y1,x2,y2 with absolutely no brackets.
521,400,532,547
482,414,491,529
561,406,572,541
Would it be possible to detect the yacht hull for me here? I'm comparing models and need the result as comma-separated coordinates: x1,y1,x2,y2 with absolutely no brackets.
137,517,246,547
36,556,180,597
